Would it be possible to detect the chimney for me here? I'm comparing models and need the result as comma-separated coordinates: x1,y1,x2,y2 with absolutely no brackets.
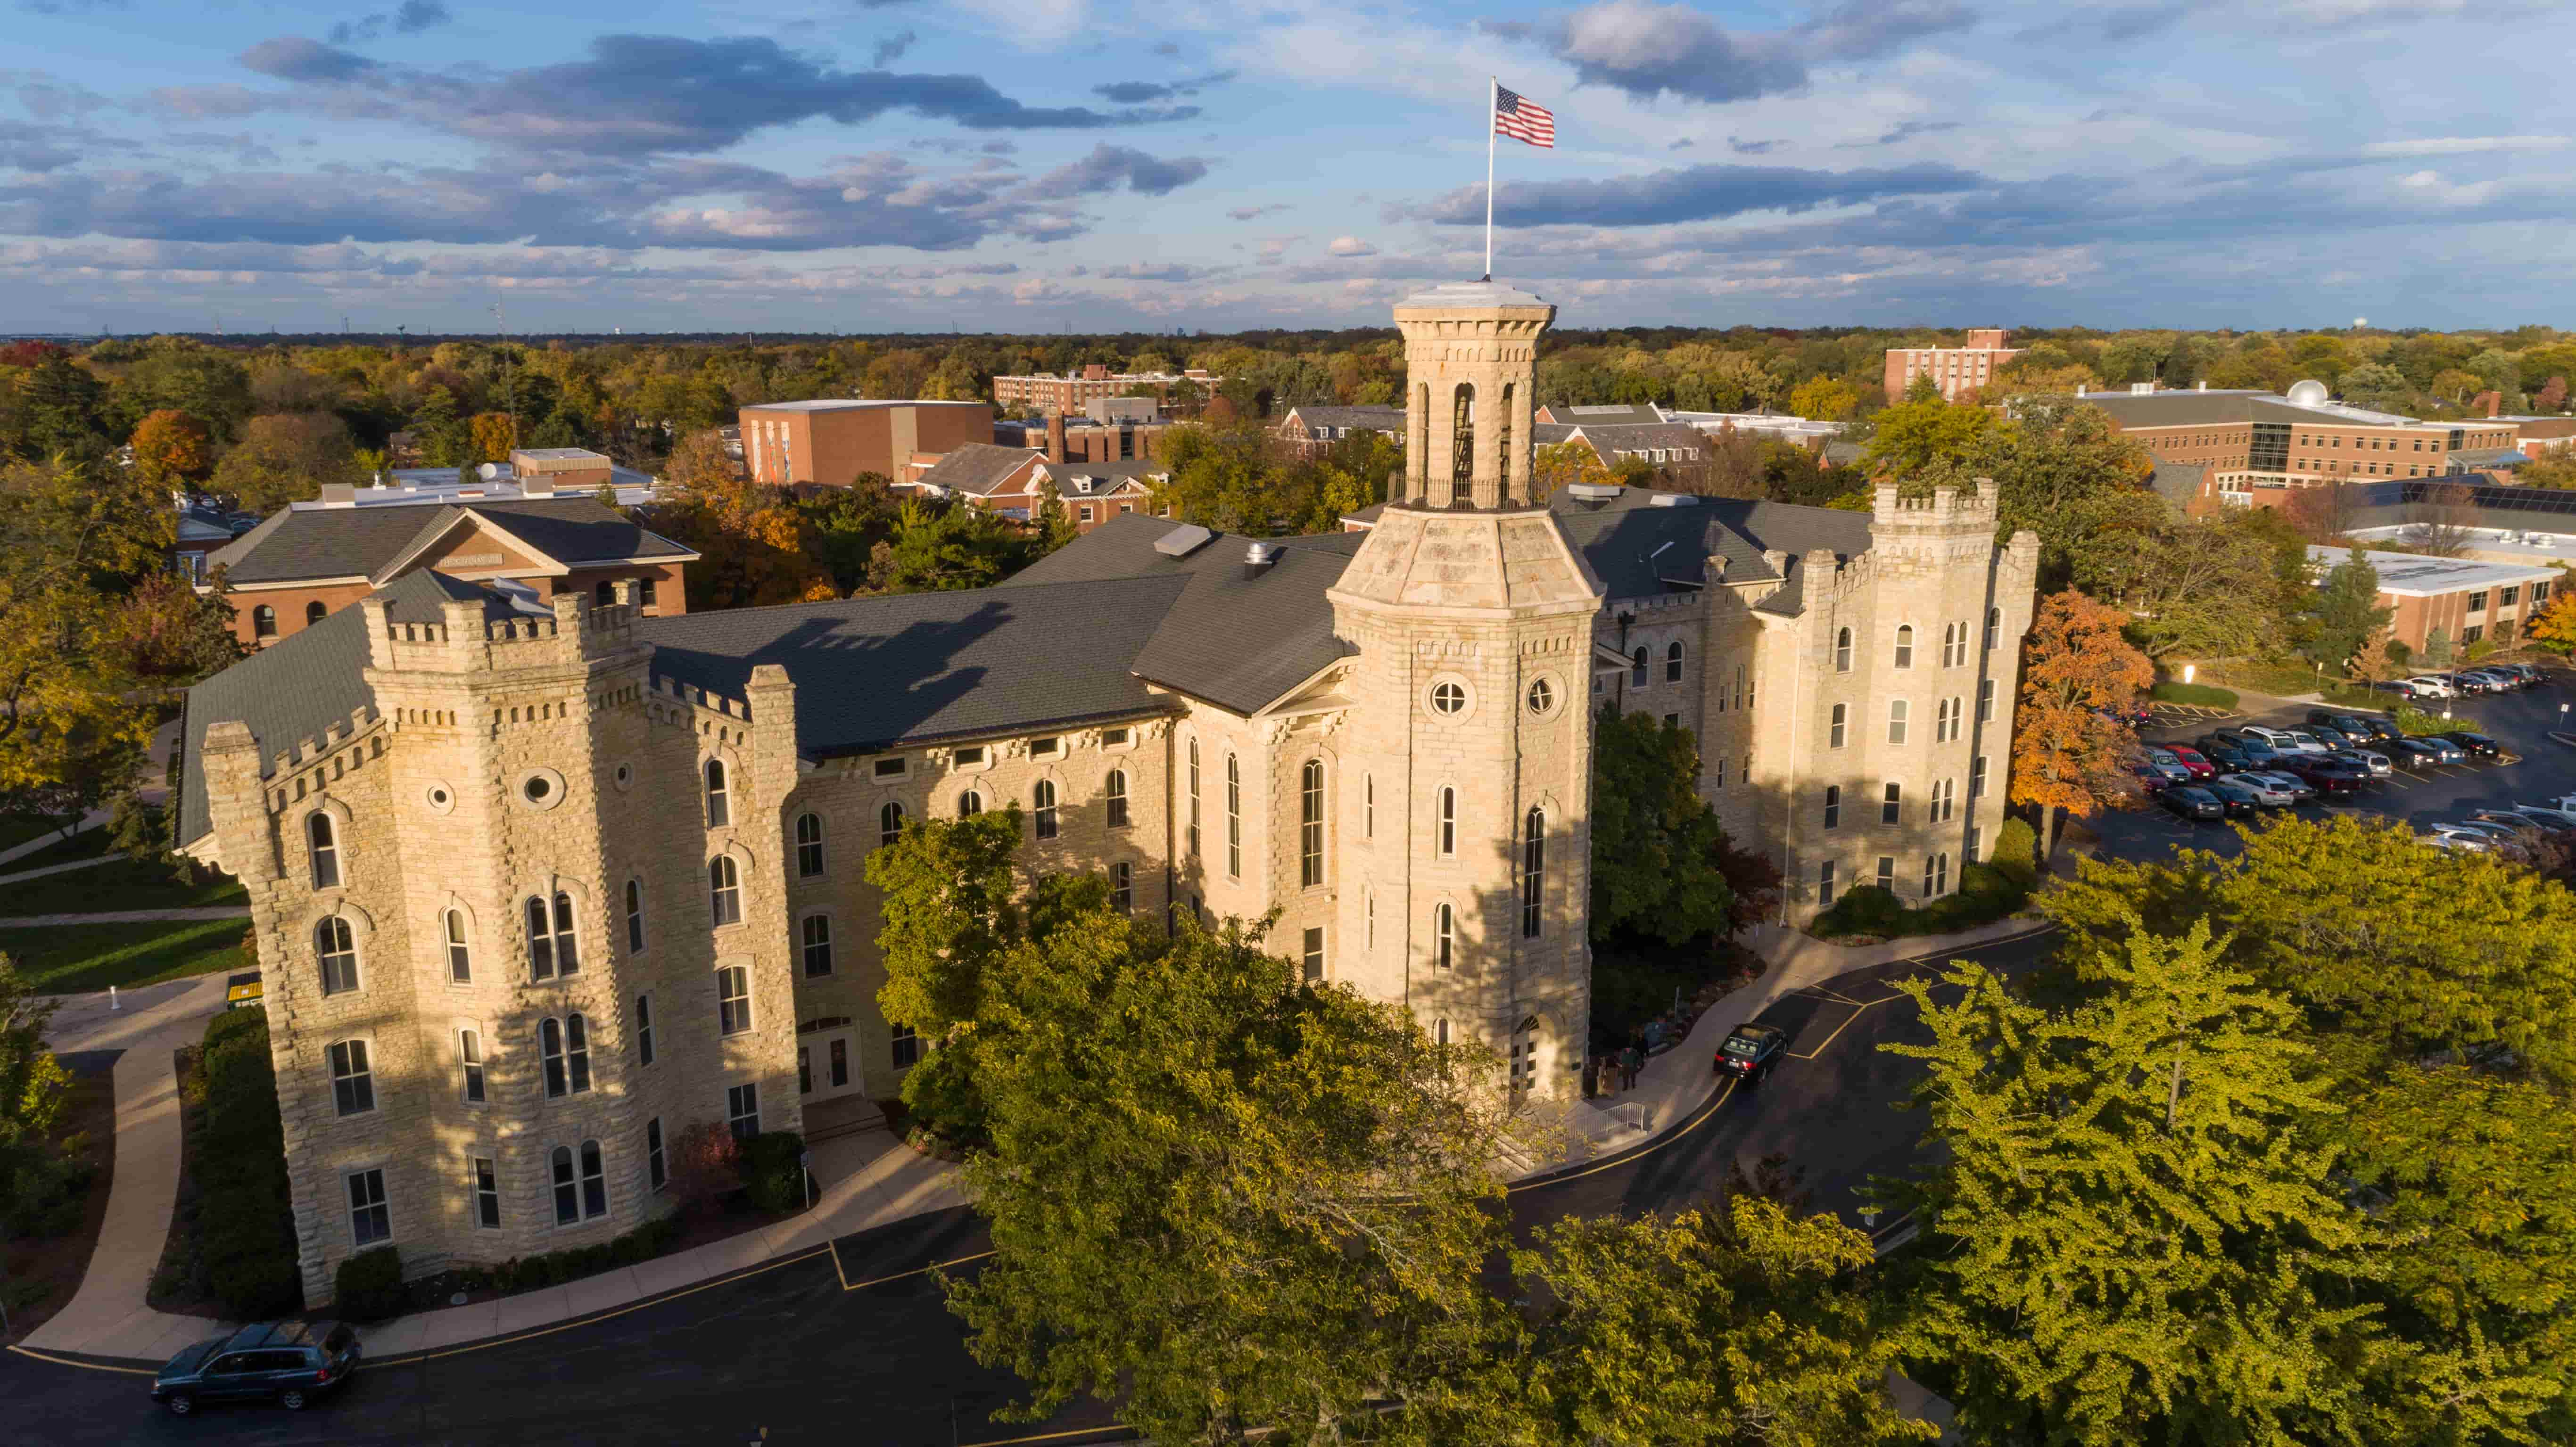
319,482,356,507
2196,379,2207,391
1243,539,1277,580
520,470,556,497
2488,392,2502,419
1046,411,1066,464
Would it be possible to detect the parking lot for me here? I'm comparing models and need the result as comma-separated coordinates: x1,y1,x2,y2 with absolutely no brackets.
2088,666,2576,865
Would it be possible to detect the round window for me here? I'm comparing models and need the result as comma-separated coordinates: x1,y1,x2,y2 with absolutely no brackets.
1526,678,1556,716
422,781,457,815
523,776,552,803
514,768,568,812
1430,682,1467,715
612,762,634,791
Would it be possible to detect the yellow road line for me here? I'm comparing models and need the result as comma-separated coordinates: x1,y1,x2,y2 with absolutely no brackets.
7,1344,156,1377
965,1425,1133,1446
1505,1078,1738,1193
1789,996,1891,1059
842,1250,996,1292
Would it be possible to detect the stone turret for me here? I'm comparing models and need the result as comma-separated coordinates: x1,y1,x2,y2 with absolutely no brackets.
1390,280,1554,510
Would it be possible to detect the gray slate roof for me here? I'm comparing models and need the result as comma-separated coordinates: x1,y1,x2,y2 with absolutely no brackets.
1282,405,1407,434
912,443,1043,496
2151,462,2207,509
206,496,693,586
1545,486,1875,612
1541,404,1665,426
1566,421,1714,455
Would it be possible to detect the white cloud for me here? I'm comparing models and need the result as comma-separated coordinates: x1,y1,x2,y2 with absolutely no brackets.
1327,235,1377,256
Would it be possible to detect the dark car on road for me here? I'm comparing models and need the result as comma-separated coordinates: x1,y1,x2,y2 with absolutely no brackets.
2160,785,2227,821
2442,730,2502,758
2200,742,2262,772
2281,755,2370,796
2383,736,2454,767
153,1321,359,1416
2128,763,2172,796
1714,1022,1787,1083
2203,779,2262,817
2305,710,2387,739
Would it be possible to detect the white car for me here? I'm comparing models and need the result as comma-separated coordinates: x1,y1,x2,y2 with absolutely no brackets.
2226,774,2299,806
2403,676,2457,698
2423,826,2493,852
2331,747,2393,776
2277,730,2329,754
2238,725,2301,748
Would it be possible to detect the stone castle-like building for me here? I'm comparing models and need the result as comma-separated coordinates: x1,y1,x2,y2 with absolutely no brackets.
176,283,2038,1301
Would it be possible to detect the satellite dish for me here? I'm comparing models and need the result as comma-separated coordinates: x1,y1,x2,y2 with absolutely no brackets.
477,462,500,480
2352,317,2368,329
2286,379,2330,407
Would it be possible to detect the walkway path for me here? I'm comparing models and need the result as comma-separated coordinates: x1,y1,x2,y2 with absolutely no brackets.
0,814,107,872
0,907,250,929
0,853,128,888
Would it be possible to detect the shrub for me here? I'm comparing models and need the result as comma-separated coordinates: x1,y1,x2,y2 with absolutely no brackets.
739,1130,808,1215
333,1246,406,1321
192,1007,303,1320
899,1040,991,1150
1809,867,2031,942
2394,705,2477,736
4,1149,95,1238
1990,818,2041,890
2149,681,2239,708
666,1121,739,1218
490,1215,683,1295
1810,885,1908,940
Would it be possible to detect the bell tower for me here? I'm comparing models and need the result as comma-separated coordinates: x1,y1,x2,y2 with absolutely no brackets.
1328,282,1602,1101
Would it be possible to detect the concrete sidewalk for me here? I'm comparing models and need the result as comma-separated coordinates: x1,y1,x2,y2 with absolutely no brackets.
1512,915,2053,1181
0,907,250,929
0,853,127,887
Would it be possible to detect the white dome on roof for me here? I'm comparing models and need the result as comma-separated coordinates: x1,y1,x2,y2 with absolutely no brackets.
2286,379,2330,407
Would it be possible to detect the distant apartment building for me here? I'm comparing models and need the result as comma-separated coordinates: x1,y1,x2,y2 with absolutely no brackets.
737,400,992,490
1883,329,2022,402
1273,404,1408,459
991,364,1220,414
900,443,1166,535
993,405,1168,466
2076,385,2527,514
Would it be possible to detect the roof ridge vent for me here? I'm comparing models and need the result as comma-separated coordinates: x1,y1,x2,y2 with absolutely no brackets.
1153,523,1214,557
1649,493,1694,507
1567,482,1622,500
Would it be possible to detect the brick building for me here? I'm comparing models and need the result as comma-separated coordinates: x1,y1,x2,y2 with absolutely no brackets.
1882,329,2022,402
991,364,1219,414
200,481,697,649
2076,386,2526,514
174,282,2034,1304
1274,404,1407,458
737,400,992,490
2307,545,2558,653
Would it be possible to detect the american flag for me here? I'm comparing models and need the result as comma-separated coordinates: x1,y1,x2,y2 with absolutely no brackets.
1494,84,1555,148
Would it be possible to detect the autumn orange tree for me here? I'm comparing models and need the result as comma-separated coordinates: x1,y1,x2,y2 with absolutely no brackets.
645,430,834,609
2525,575,2576,653
129,409,212,491
2011,588,2153,856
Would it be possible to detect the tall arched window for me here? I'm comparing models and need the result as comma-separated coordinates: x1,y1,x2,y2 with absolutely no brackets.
703,758,730,827
878,800,906,848
1437,786,1457,856
1521,807,1545,938
315,916,359,995
304,600,327,627
550,1145,578,1225
1224,754,1241,879
794,813,824,877
1630,646,1649,687
1186,740,1201,856
1105,769,1130,829
1451,383,1475,485
708,855,741,926
579,1139,607,1219
443,908,471,983
958,789,983,818
1834,627,1852,672
624,879,645,953
564,1012,592,1093
306,812,340,888
1829,703,1847,749
252,604,278,639
1984,606,2001,650
1823,786,1841,829
548,892,578,975
1414,382,1430,469
1364,774,1375,839
1435,903,1454,970
1665,641,1684,683
1888,699,1909,745
1032,779,1059,839
528,896,555,978
1299,761,1325,887
1893,625,1915,669
540,1017,568,1098
1497,381,1515,490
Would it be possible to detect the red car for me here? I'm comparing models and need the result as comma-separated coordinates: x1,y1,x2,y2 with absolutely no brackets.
2164,745,2219,780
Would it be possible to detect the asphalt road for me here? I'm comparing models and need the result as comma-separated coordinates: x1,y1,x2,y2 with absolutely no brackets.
5,929,2056,1446
2089,667,2576,865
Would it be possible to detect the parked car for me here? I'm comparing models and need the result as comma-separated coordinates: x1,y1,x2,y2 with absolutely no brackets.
2145,747,2207,781
2202,731,2282,764
2442,730,2502,758
1713,1022,1787,1082
2423,825,2495,852
2512,805,2576,831
2328,746,2394,777
2467,809,2550,840
2493,662,2544,687
2164,744,2220,779
2251,770,2317,802
2305,710,2378,736
2403,676,2458,698
2378,736,2437,767
2350,715,2403,742
2440,820,2531,853
153,1321,360,1416
2128,763,2173,795
2280,730,2332,754
2281,755,2370,796
2161,785,2227,821
2462,668,2524,692
2223,773,2300,807
2201,743,2262,772
2204,779,2262,817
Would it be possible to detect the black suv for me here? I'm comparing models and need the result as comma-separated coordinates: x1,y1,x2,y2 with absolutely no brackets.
2442,730,2502,758
152,1321,359,1416
1713,1022,1787,1083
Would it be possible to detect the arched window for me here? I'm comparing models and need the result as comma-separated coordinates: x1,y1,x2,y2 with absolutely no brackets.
1630,646,1649,687
624,879,645,953
1984,606,2001,651
458,1028,485,1102
540,1017,568,1098
1498,380,1514,488
565,1012,592,1093
703,758,730,827
551,1145,578,1225
315,916,358,995
958,789,983,818
794,813,824,878
1105,769,1130,829
1893,625,1915,669
878,801,905,848
329,1039,372,1115
1731,664,1746,710
528,896,554,978
1978,678,1996,722
1829,703,1847,749
579,1139,607,1220
1939,622,1958,667
1437,786,1458,856
1414,382,1430,469
1888,699,1909,745
541,892,579,975
708,855,741,926
304,600,327,627
1299,761,1325,887
1834,627,1852,672
1434,903,1454,970
1032,779,1059,839
1186,740,1201,856
801,914,833,977
1436,1019,1451,1046
306,812,340,888
1521,807,1544,938
1665,641,1684,683
1364,774,1375,839
252,604,278,639
1451,382,1475,485
1823,785,1841,829
443,908,471,984
1224,755,1241,879
1923,852,1950,898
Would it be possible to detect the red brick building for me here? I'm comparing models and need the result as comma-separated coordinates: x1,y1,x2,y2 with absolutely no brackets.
738,399,992,489
1274,404,1407,459
900,443,1167,535
2078,387,2526,514
1883,329,2021,402
2308,545,2558,653
991,364,1220,414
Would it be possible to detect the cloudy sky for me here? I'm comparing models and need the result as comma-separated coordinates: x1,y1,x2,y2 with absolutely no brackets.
4,0,2569,335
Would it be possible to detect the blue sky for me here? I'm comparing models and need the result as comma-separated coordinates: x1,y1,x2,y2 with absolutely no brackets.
4,0,2570,334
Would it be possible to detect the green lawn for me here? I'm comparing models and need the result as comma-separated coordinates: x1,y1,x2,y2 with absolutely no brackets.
0,857,246,916
0,826,119,872
0,917,253,995
0,814,86,856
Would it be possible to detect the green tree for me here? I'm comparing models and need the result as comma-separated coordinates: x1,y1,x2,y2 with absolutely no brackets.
2303,556,2393,674
1886,920,2381,1446
946,907,1522,1443
210,411,366,513
1858,390,1995,480
1969,396,2155,583
2077,503,2292,660
1153,420,1302,534
1589,707,1745,944
2337,361,2416,413
1031,480,1080,556
861,501,1032,595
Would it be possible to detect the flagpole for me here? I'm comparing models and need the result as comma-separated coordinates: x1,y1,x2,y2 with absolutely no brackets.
1484,75,1497,281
